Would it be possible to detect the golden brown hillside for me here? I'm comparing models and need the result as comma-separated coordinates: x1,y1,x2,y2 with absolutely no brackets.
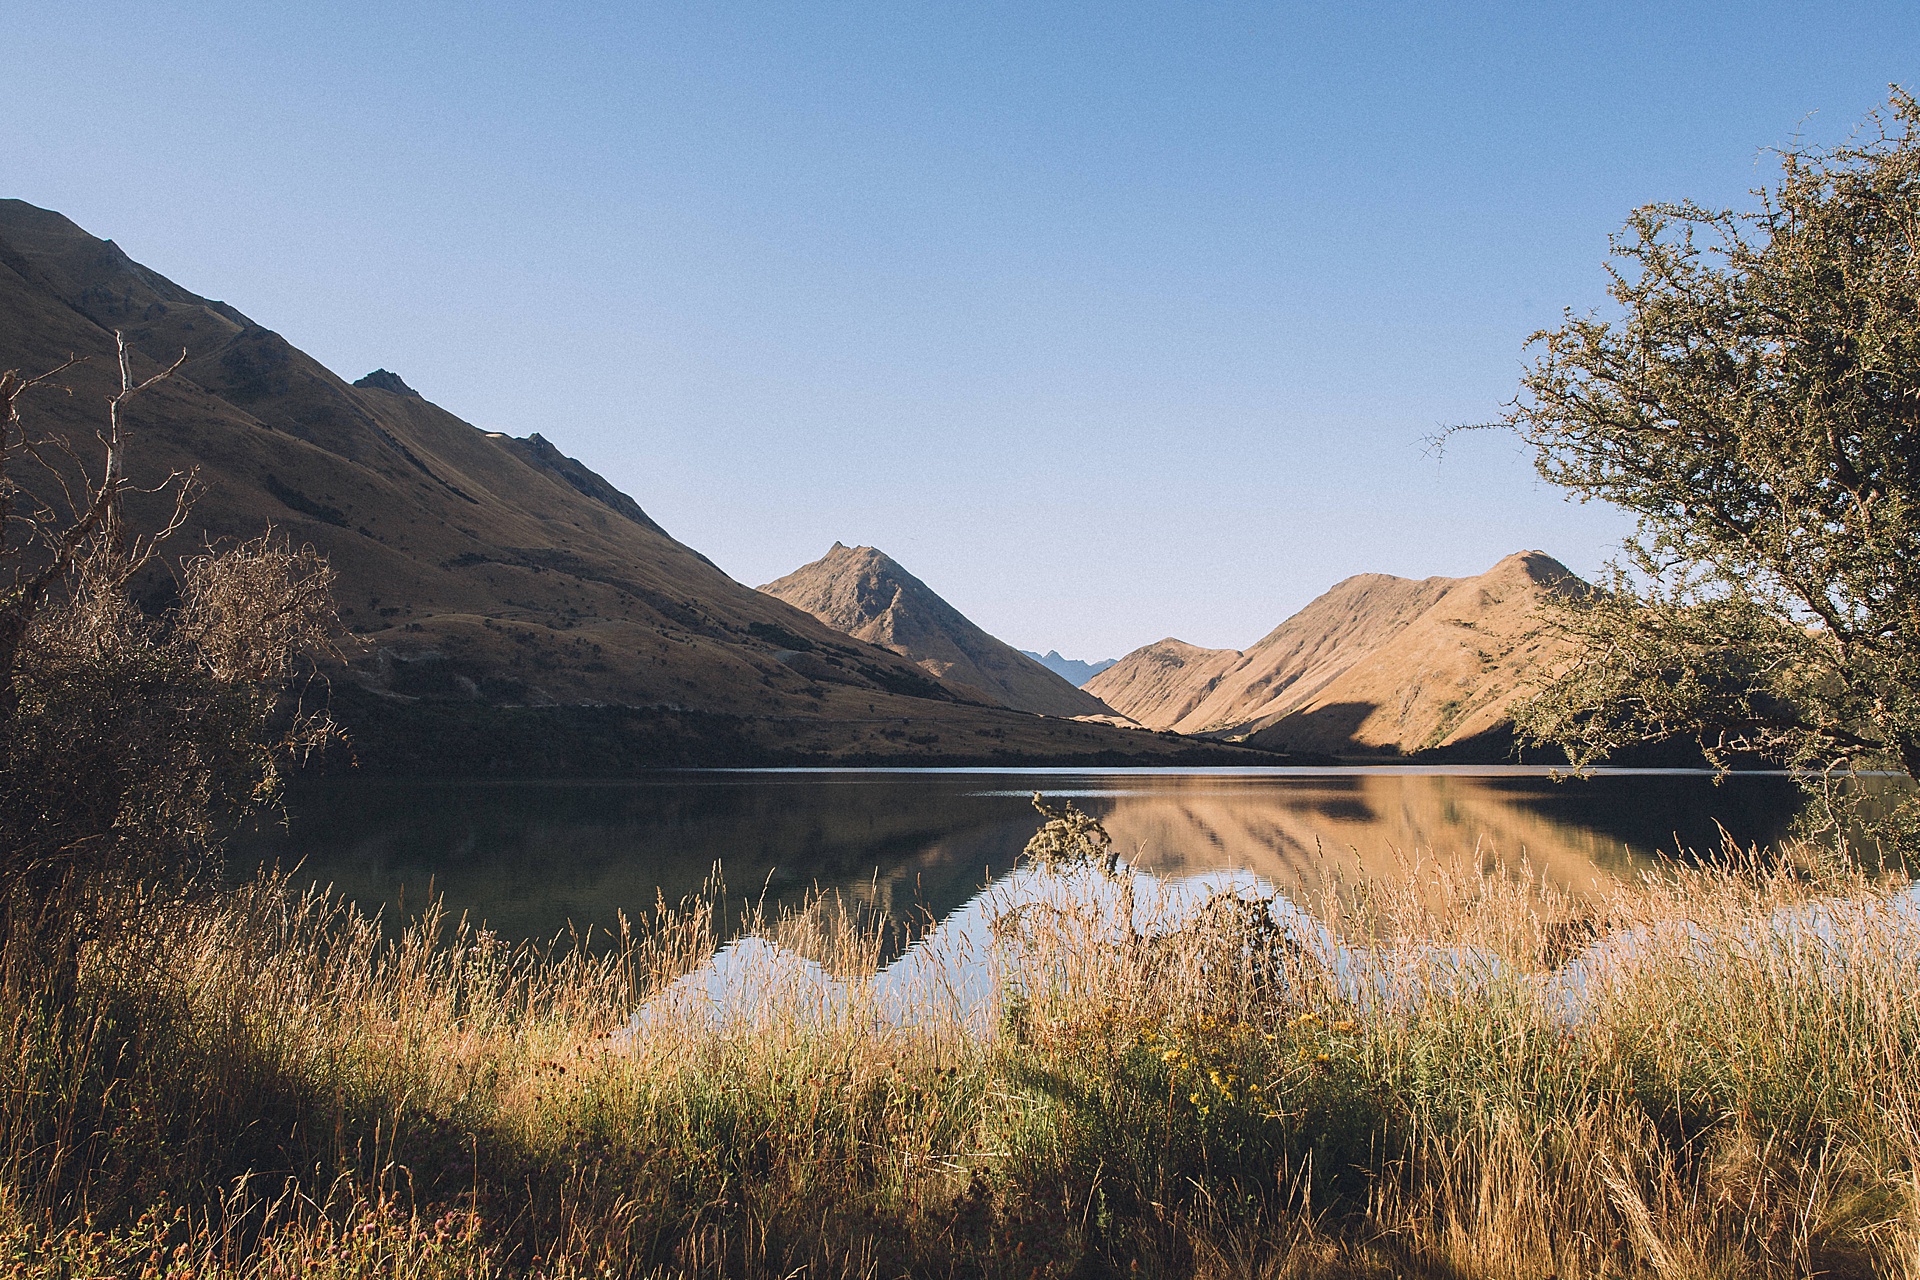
1080,638,1242,728
0,199,1272,769
759,543,1115,719
1091,553,1581,757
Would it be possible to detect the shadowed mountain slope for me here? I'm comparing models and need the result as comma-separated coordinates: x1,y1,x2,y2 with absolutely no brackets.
759,543,1115,719
0,199,1260,768
1088,553,1581,756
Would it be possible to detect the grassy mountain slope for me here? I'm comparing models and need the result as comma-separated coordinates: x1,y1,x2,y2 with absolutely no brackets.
759,543,1115,719
1089,553,1580,757
1081,638,1244,729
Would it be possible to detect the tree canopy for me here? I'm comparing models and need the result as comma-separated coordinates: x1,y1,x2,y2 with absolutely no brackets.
1498,91,1920,849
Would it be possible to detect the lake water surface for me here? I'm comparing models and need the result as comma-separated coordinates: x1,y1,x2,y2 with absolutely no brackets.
240,768,1820,944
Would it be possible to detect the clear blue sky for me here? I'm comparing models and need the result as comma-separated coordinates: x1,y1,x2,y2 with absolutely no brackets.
6,2,1916,657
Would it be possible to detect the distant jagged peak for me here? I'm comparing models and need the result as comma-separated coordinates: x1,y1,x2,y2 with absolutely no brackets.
353,368,421,397
1018,648,1119,688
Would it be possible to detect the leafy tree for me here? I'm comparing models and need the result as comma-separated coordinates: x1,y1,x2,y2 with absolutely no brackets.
1490,92,1920,849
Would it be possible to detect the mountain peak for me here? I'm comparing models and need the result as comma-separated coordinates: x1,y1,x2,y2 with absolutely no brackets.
819,541,892,567
352,368,421,397
1493,549,1577,587
760,546,1116,719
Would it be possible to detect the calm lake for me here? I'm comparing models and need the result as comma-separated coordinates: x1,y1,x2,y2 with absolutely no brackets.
238,767,1825,945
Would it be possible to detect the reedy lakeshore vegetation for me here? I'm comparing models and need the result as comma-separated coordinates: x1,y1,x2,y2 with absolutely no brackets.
7,103,1920,1278
2,821,1919,1278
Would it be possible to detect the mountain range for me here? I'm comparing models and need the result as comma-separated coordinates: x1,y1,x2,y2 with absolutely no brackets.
0,198,1601,769
1087,552,1581,756
0,198,1275,771
758,544,1113,719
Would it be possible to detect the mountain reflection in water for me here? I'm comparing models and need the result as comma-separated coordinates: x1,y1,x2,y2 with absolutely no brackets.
237,769,1826,949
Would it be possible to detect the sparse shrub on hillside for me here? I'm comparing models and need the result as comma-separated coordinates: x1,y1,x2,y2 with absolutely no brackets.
1,535,338,931
0,335,341,954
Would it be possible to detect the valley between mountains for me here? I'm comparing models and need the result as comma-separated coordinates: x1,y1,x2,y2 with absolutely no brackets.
1,198,1582,773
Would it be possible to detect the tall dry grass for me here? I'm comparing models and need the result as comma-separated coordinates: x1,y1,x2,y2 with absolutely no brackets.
2,833,1917,1278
